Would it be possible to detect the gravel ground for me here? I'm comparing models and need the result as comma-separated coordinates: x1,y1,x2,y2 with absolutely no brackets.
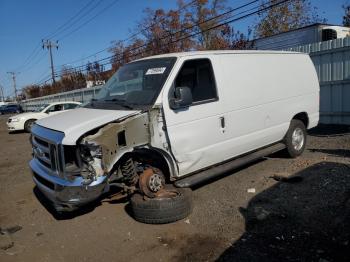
0,115,349,262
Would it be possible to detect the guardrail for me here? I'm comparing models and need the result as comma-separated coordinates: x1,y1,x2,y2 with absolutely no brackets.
21,85,102,111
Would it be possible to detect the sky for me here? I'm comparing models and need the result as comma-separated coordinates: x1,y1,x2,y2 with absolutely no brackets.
0,0,347,97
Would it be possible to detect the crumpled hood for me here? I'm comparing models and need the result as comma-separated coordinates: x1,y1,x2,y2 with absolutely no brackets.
36,108,140,145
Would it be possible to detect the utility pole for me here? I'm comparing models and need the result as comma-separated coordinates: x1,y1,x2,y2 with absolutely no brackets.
42,39,59,84
7,72,18,102
0,83,4,102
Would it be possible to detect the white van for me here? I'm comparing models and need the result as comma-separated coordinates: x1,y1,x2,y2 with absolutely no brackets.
29,51,319,223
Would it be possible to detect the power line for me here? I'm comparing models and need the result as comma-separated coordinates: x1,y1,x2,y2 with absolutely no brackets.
14,44,42,72
21,0,194,88
56,0,198,68
57,0,121,41
19,53,47,73
43,0,98,40
37,76,53,86
13,0,109,79
55,0,264,75
33,70,51,85
37,0,293,86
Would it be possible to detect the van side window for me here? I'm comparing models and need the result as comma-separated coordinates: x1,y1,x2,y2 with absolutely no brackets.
175,59,217,103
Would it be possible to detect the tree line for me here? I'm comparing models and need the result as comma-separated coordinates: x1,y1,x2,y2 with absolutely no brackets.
23,0,349,99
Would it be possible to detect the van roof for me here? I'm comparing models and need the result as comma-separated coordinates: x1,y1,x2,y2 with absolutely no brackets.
136,50,304,61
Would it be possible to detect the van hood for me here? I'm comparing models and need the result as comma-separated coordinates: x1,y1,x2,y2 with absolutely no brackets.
36,108,141,145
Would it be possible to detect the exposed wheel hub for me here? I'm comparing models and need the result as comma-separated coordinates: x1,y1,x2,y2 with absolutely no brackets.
139,168,165,198
149,173,163,192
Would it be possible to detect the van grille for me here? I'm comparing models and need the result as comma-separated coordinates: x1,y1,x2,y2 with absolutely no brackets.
33,171,55,190
32,135,60,175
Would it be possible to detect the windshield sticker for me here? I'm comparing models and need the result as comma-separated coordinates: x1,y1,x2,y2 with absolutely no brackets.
145,67,166,75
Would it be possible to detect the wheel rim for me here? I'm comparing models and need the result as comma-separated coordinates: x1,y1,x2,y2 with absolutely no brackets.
292,127,305,151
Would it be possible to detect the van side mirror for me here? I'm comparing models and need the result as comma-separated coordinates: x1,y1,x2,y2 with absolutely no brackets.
169,86,192,109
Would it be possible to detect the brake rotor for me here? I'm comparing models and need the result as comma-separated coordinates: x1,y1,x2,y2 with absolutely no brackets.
139,167,166,198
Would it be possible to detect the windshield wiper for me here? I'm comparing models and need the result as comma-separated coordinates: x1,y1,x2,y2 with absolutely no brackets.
104,98,124,102
104,98,134,110
119,104,134,110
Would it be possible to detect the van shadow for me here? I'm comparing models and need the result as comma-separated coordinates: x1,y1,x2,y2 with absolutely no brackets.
309,124,350,137
309,148,350,158
8,130,27,134
33,187,100,220
190,158,266,191
33,185,129,220
217,161,350,262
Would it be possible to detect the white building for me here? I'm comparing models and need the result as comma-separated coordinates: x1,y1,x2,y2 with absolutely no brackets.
253,23,350,50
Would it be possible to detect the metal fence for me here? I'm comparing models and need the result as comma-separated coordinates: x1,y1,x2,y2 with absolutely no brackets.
286,37,350,125
21,85,102,111
21,37,350,124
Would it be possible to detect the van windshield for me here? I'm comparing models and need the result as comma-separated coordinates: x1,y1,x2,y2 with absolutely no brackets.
85,57,176,111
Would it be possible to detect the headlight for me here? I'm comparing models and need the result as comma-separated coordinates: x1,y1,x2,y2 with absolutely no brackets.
10,118,19,122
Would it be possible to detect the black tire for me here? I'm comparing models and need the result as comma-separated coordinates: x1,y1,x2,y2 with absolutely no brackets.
24,119,36,132
284,119,307,158
130,185,193,224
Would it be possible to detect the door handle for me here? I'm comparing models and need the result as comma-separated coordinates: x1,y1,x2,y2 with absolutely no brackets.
220,116,225,128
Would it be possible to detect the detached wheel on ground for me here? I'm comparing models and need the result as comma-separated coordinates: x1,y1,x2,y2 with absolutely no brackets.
24,119,36,132
284,119,307,158
130,185,193,224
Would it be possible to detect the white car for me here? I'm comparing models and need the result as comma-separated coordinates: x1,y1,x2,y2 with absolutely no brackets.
7,101,81,132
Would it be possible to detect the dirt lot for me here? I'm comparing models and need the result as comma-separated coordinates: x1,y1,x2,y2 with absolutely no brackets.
0,115,349,262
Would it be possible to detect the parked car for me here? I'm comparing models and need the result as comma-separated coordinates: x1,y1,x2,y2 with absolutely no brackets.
7,101,81,132
0,104,23,115
29,51,319,223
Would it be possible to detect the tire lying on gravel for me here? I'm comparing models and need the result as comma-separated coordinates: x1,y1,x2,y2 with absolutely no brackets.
130,186,193,224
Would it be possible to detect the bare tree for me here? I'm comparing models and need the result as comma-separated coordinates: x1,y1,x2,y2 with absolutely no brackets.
255,0,325,38
343,3,350,26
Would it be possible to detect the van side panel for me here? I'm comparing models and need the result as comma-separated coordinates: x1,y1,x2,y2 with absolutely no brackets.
217,53,319,162
162,53,319,177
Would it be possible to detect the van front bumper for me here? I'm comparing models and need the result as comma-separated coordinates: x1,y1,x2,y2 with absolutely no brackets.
30,159,108,212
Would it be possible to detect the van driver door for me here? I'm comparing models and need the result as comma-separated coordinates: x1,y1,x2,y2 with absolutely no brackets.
162,58,226,177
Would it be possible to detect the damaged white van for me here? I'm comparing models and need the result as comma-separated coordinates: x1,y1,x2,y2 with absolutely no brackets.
29,51,319,223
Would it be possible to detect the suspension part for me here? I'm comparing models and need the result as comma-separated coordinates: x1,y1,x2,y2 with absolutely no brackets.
120,158,138,185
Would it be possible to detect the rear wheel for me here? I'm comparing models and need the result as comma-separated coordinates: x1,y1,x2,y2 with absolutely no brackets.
24,119,36,132
284,119,307,158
